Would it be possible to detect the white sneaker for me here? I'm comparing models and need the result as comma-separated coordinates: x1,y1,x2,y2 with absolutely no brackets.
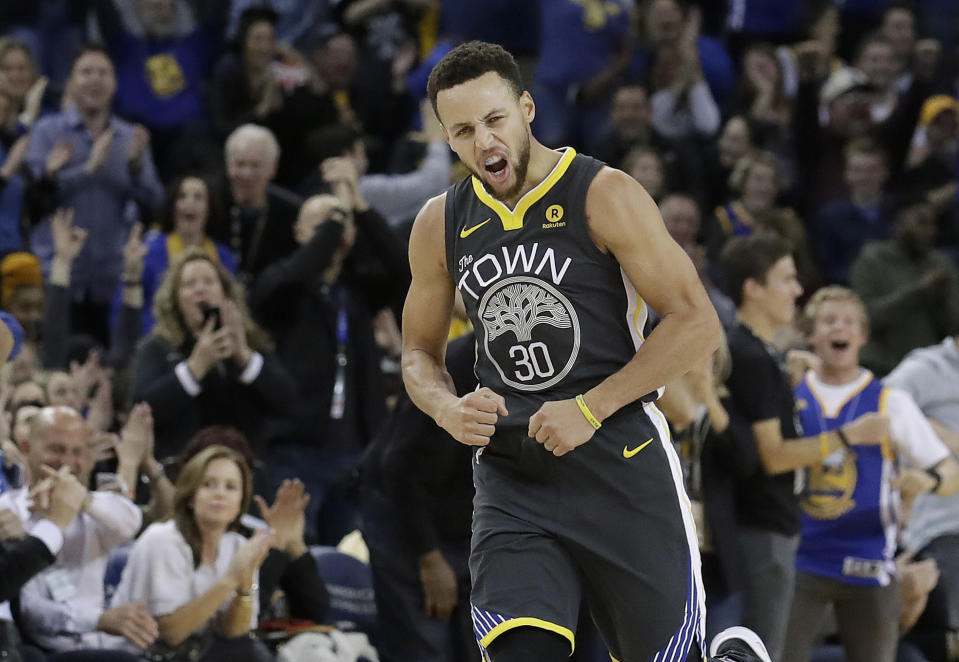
708,626,773,662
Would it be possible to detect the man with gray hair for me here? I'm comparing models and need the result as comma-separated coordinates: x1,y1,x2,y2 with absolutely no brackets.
218,123,302,283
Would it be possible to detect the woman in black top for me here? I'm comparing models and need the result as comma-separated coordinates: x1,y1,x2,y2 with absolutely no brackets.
130,248,295,460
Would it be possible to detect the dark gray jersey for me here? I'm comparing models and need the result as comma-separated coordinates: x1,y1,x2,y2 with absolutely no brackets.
445,148,656,431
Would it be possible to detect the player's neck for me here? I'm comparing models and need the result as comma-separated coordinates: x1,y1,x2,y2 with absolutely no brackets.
816,362,862,386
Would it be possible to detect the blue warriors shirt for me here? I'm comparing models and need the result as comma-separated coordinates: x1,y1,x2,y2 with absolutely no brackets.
445,148,658,432
795,372,898,586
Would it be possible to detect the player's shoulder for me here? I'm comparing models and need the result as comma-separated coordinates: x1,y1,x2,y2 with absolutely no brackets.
410,192,448,235
585,165,659,239
586,165,640,198
408,192,450,270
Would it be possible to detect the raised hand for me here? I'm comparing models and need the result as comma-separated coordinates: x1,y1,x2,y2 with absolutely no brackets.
220,300,252,368
122,223,148,284
794,40,826,82
785,349,822,387
187,317,235,381
127,125,150,173
22,76,49,126
36,465,86,531
88,432,120,464
51,208,86,262
44,139,74,175
69,349,101,404
117,402,154,469
253,479,310,556
0,135,30,180
226,529,274,590
320,156,361,210
85,371,114,433
85,127,116,174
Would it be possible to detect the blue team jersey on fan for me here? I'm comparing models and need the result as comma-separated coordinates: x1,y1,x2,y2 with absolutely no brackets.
795,375,899,586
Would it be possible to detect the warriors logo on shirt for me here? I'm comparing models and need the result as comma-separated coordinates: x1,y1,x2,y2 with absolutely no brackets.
802,453,858,520
478,276,581,392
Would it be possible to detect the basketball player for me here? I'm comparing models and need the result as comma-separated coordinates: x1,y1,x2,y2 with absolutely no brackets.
783,286,959,662
401,41,761,662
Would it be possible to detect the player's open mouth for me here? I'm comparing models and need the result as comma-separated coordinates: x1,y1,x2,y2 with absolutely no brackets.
830,340,849,351
484,156,509,182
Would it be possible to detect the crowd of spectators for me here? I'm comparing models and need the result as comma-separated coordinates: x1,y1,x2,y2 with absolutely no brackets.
0,1,958,661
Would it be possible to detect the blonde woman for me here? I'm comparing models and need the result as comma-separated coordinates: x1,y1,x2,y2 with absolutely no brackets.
111,445,274,661
130,248,295,460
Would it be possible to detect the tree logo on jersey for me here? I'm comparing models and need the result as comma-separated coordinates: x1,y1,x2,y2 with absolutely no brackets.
478,276,580,392
801,453,857,520
482,284,572,342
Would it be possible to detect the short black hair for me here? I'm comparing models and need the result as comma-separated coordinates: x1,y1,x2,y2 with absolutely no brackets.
70,42,113,73
426,41,523,120
160,174,223,235
720,233,793,307
306,123,363,164
236,6,279,52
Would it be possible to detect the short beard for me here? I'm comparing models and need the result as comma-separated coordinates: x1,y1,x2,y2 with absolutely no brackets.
468,131,531,202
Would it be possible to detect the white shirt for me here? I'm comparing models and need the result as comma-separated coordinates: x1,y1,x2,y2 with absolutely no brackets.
111,520,257,650
5,487,142,651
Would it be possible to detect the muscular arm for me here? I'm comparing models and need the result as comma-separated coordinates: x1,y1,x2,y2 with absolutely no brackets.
401,195,458,421
583,168,721,420
401,195,504,445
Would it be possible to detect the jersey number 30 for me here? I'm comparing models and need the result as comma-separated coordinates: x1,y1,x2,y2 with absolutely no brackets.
508,342,555,381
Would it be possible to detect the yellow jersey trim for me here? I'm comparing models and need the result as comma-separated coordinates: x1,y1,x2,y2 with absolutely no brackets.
879,386,895,461
633,291,646,342
610,654,621,662
471,147,577,231
478,617,575,653
807,371,876,419
167,233,218,262
714,206,732,236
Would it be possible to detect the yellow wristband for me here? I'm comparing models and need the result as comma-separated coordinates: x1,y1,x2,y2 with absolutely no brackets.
575,394,602,430
819,432,829,459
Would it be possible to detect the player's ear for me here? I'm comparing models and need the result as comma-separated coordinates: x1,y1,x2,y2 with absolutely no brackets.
521,91,535,123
